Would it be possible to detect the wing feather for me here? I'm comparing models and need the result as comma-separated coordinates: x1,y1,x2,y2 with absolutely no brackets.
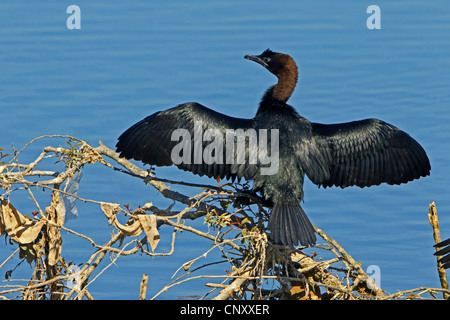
116,102,258,181
311,119,430,188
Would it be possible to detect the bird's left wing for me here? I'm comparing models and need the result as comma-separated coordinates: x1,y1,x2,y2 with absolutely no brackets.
309,118,430,188
434,238,450,269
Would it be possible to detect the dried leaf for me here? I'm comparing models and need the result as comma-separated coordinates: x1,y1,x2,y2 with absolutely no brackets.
0,198,44,244
19,243,38,264
100,202,122,223
101,202,142,236
100,203,160,250
81,145,103,165
137,214,160,251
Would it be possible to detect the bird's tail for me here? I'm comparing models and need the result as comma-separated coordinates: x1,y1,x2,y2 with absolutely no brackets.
268,201,316,247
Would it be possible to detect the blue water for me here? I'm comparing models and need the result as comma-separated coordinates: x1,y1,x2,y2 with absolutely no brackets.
1,1,450,299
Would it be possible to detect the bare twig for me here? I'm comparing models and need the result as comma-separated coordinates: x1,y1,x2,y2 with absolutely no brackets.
139,274,149,300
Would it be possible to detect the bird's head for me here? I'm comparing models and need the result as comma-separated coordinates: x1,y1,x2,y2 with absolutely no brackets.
244,49,297,79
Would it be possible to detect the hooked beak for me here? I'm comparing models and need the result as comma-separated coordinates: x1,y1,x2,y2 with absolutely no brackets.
244,54,268,68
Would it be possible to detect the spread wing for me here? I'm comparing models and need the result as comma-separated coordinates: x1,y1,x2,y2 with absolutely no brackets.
310,118,431,188
434,238,450,269
116,102,262,182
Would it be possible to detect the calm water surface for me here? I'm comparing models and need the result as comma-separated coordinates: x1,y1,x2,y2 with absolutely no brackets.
1,1,450,299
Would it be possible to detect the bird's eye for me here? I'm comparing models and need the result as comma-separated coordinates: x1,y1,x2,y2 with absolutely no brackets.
263,57,271,63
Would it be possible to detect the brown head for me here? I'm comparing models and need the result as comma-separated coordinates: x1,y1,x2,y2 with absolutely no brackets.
245,49,298,102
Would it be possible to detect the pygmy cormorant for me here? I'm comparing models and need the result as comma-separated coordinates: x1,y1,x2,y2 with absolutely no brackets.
116,49,431,247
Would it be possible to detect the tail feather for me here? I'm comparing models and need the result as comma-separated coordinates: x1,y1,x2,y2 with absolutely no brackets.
268,201,316,247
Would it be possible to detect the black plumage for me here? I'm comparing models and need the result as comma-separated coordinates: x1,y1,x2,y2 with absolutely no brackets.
434,238,450,269
116,49,431,247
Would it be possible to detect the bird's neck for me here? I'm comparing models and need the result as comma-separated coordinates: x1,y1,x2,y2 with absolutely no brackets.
274,70,297,102
262,68,298,104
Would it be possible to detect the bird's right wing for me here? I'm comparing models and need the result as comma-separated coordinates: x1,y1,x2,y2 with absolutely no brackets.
310,118,431,188
116,102,261,182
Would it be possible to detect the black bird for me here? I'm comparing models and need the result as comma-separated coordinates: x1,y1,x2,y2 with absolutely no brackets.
116,49,431,247
434,238,450,269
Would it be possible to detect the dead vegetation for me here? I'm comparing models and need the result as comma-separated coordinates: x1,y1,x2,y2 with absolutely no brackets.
0,135,448,300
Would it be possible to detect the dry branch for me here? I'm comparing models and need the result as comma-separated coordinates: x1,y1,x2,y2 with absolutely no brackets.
428,202,450,299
